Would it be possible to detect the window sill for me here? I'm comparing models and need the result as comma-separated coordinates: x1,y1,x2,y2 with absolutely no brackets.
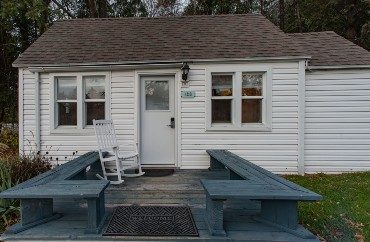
206,123,271,132
50,126,95,135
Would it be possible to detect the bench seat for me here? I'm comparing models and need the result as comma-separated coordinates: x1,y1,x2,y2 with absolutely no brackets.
0,180,109,199
202,150,322,239
0,151,108,235
201,180,322,201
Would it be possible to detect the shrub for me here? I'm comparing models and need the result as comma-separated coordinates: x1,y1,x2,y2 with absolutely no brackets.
0,128,19,151
0,161,19,230
0,152,51,231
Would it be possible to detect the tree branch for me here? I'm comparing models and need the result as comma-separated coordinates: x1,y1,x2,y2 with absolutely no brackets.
51,0,75,18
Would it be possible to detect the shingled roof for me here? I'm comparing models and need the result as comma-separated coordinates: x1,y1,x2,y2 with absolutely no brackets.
13,14,370,67
289,31,370,67
13,14,307,67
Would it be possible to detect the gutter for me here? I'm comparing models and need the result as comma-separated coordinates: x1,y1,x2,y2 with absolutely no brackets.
14,56,312,71
307,64,370,70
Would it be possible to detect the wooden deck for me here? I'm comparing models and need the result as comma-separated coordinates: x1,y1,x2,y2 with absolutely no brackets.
1,170,319,241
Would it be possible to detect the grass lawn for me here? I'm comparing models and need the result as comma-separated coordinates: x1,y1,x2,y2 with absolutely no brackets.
285,172,370,242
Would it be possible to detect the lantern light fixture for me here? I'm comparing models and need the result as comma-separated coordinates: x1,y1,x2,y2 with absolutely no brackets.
181,62,190,82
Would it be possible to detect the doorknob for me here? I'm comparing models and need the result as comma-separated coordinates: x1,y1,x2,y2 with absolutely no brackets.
167,117,175,128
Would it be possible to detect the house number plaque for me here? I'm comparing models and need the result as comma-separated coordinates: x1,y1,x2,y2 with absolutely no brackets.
181,91,196,98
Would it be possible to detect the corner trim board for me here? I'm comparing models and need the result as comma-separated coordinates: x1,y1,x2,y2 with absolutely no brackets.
34,71,41,152
297,60,306,175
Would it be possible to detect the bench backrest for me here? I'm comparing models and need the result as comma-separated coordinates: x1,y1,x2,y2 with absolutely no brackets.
7,151,100,191
206,149,313,194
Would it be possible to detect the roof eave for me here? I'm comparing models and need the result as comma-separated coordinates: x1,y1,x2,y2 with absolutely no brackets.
13,56,311,70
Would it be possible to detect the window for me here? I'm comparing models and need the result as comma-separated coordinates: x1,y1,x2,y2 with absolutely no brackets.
241,73,263,123
51,73,109,132
211,75,233,123
145,80,169,110
56,77,77,126
208,69,271,131
84,76,106,125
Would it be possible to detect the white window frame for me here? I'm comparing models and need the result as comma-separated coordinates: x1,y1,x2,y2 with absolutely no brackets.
50,72,111,134
206,65,272,131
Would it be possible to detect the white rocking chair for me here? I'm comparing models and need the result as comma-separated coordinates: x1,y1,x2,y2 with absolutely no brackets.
93,119,145,184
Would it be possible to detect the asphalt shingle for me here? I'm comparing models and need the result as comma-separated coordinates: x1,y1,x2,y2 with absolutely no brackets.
13,14,370,67
289,31,370,66
13,14,306,66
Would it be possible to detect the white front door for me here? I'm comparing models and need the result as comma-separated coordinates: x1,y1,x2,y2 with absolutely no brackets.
140,76,175,165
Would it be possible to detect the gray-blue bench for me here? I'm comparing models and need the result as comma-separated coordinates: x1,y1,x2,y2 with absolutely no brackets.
0,151,109,234
202,149,322,239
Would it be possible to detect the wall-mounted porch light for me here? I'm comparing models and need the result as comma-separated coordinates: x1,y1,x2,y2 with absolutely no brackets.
181,62,190,86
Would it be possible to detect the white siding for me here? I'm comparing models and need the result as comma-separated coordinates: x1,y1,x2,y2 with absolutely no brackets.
20,63,301,172
20,63,370,173
20,70,136,164
305,69,370,173
21,69,37,154
180,62,300,173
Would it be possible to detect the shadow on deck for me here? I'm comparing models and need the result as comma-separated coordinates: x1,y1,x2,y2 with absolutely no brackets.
1,170,319,241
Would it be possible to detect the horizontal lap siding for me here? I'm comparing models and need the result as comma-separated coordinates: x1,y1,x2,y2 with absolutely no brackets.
305,70,370,173
180,63,299,173
36,71,135,164
110,71,136,155
22,70,37,154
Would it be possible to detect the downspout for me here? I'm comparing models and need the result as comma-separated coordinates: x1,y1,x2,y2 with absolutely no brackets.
297,60,306,175
34,71,41,152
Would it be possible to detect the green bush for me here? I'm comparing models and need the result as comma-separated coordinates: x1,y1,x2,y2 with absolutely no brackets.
0,128,19,151
0,152,51,231
0,161,19,230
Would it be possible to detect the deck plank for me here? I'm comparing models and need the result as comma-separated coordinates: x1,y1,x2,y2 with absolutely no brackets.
1,169,319,242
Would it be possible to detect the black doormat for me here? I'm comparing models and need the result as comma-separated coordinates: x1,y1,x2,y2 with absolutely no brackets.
143,169,174,177
103,205,198,237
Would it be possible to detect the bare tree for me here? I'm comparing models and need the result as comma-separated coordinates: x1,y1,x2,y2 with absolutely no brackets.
278,0,284,30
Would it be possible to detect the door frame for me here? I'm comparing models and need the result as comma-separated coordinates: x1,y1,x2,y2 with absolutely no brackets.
135,69,182,168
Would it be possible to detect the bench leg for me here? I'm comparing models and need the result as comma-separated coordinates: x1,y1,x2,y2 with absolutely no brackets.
205,194,226,236
7,198,62,234
85,192,106,234
260,200,298,229
209,157,224,171
254,200,316,239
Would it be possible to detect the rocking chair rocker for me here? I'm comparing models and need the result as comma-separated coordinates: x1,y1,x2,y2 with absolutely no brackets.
93,119,144,184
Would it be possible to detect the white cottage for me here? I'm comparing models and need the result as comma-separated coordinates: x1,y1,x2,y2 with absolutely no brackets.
14,14,370,174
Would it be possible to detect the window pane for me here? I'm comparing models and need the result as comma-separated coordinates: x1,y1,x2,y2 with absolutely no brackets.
242,99,262,123
57,77,77,100
84,76,105,99
212,75,232,96
212,99,232,123
58,102,77,126
145,80,169,110
86,102,105,125
242,73,263,96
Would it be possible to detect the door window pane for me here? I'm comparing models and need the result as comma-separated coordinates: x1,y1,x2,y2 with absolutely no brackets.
57,77,77,100
242,73,263,96
242,99,262,123
212,75,233,96
84,76,105,99
86,102,105,125
145,80,169,110
212,99,232,123
58,102,77,125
